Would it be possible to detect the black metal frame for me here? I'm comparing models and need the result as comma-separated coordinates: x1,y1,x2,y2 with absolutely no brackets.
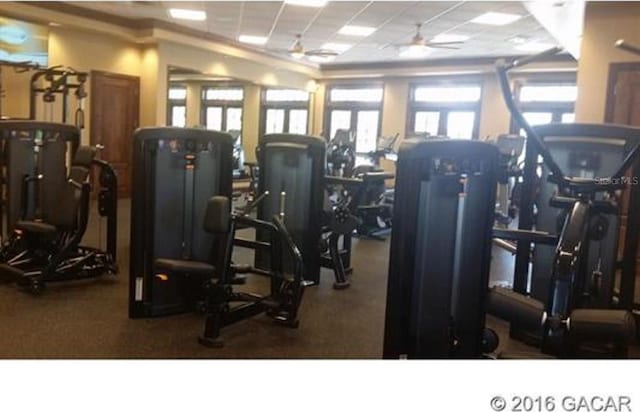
200,208,308,347
29,66,88,125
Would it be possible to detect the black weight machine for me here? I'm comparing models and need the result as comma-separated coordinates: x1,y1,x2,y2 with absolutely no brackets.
493,134,525,230
489,47,640,358
129,128,308,347
383,46,640,359
30,65,88,129
325,132,396,240
383,139,502,358
0,121,118,293
254,133,354,289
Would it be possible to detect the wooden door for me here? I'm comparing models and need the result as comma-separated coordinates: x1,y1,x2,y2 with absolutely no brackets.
605,63,640,306
90,71,140,198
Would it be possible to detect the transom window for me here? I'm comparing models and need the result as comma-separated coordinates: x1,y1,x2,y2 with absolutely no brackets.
408,82,482,140
201,86,244,136
261,88,310,135
510,75,577,163
325,85,384,155
167,85,187,127
511,77,577,134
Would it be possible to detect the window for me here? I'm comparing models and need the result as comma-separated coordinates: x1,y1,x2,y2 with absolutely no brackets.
407,83,482,139
325,85,384,154
511,79,577,134
201,86,244,135
261,88,310,135
168,85,187,127
511,76,577,163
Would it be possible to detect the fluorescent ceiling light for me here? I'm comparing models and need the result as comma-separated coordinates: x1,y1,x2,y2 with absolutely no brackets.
338,25,377,37
432,33,469,43
515,42,556,52
308,55,335,63
168,8,207,21
321,42,352,53
399,45,432,59
238,35,268,45
470,12,521,26
285,0,327,7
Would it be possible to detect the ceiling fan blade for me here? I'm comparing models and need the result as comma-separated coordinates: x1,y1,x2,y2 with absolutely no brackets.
426,44,461,50
304,49,339,57
424,41,464,46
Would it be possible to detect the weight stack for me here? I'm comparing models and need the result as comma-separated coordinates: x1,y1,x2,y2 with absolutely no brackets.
383,139,499,359
255,134,326,284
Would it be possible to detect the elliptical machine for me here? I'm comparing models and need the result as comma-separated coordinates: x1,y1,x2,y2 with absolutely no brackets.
489,47,640,358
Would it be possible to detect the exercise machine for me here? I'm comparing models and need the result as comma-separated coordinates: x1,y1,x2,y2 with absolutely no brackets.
255,133,326,284
0,121,118,292
493,134,524,229
383,139,501,358
197,195,309,347
129,127,308,346
490,47,640,357
129,127,233,317
326,129,355,177
30,65,88,128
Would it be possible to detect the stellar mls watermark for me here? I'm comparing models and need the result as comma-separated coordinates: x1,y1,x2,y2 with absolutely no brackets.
595,176,639,185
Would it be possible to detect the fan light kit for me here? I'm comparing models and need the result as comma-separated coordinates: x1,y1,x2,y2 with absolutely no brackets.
393,23,465,58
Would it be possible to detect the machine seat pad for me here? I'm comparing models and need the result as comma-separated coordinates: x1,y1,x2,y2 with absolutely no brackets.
15,220,58,235
154,258,215,277
231,263,252,274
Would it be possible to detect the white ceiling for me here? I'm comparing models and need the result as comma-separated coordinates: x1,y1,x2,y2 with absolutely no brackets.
67,1,560,65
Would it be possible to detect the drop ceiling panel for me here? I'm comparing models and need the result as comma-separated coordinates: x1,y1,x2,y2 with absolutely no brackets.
66,1,564,65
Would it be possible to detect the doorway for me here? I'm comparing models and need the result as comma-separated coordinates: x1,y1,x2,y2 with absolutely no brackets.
90,70,140,198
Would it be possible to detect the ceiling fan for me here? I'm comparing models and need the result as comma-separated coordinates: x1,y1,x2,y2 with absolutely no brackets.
391,23,464,56
285,34,339,60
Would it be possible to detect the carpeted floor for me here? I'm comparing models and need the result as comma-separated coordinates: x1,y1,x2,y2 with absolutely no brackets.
0,200,636,358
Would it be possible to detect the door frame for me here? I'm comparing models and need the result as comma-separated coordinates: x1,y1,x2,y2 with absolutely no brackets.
604,62,640,123
603,61,640,309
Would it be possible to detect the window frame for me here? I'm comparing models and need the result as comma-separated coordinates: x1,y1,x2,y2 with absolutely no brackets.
509,72,577,134
167,84,187,127
260,87,311,136
200,84,245,134
323,83,384,153
406,78,483,140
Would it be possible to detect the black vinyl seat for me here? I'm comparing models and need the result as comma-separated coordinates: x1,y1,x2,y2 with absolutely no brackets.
14,221,57,235
154,259,215,278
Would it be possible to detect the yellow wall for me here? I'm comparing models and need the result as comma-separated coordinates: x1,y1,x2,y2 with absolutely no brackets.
1,69,31,119
575,2,640,122
184,83,200,127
